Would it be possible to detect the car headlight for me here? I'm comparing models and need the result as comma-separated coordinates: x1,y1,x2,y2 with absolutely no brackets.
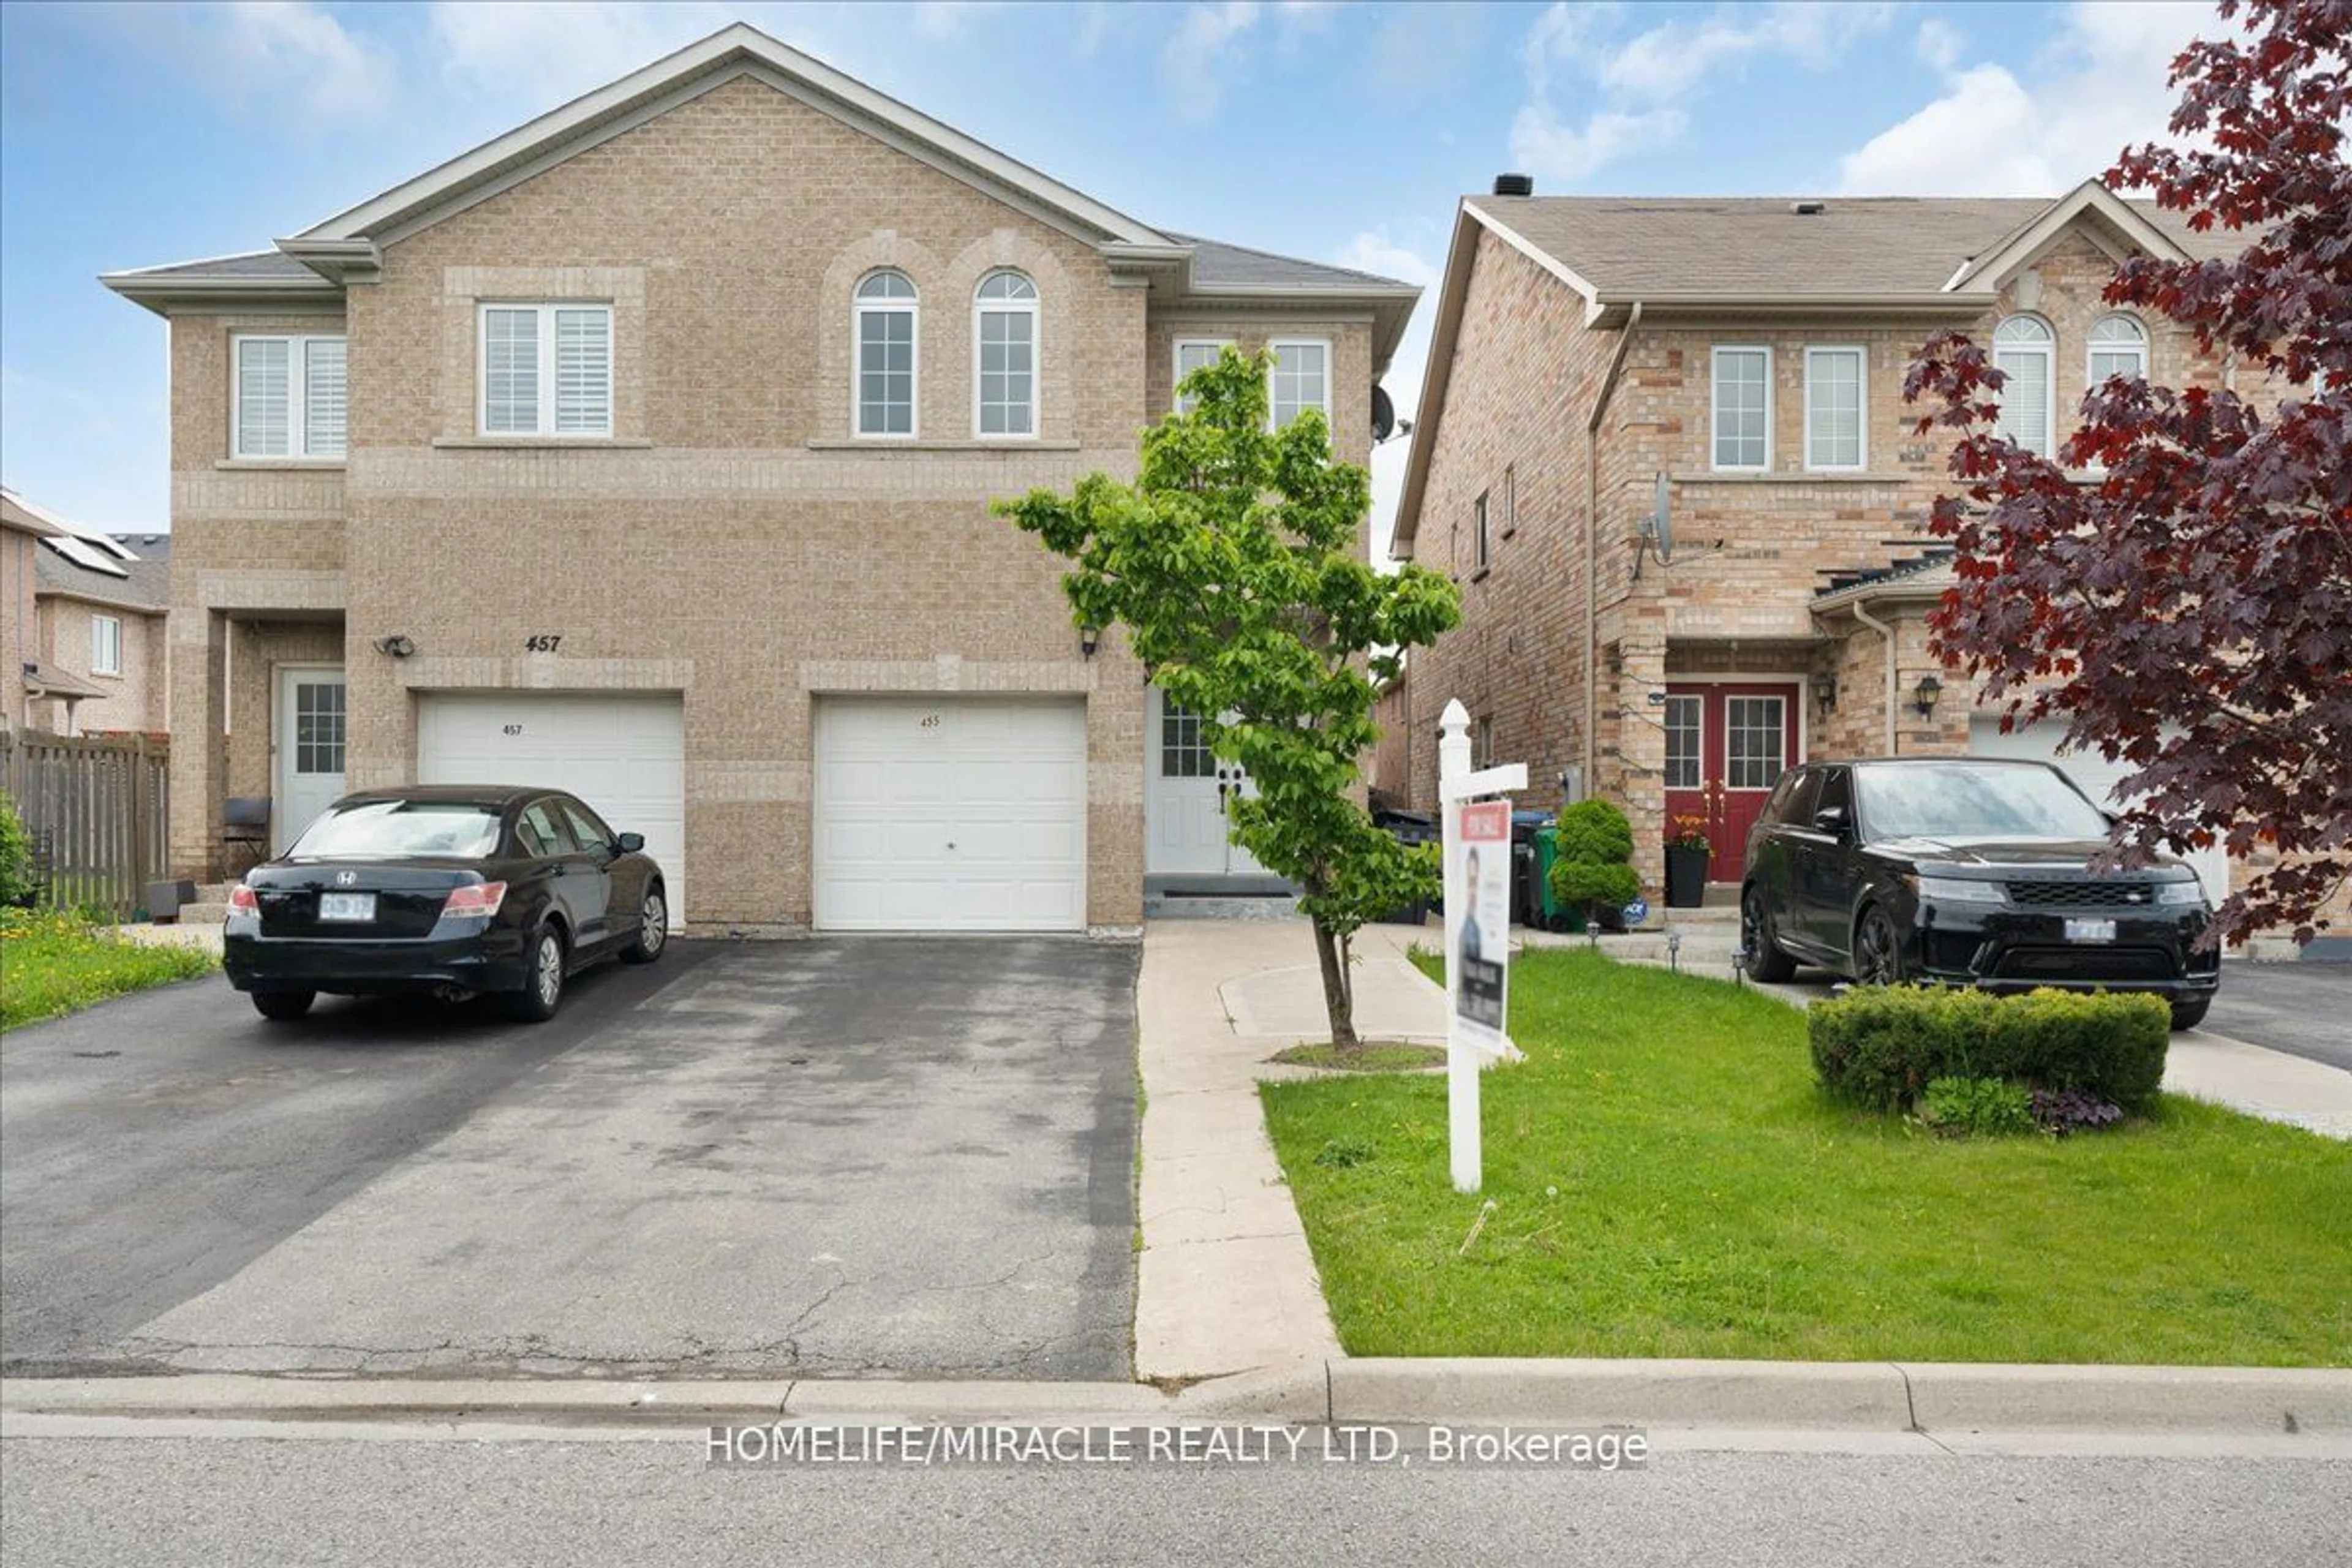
1915,875,2005,904
2156,881,2208,907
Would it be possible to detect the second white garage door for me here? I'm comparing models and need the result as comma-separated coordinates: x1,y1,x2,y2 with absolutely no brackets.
815,696,1087,932
1967,715,2230,905
417,692,687,927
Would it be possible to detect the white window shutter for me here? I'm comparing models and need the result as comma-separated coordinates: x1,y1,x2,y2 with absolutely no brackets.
483,308,540,434
239,339,290,456
554,308,611,435
304,339,347,456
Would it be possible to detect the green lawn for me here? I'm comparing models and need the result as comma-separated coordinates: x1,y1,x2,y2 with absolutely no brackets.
1261,949,2352,1366
1,910,219,1030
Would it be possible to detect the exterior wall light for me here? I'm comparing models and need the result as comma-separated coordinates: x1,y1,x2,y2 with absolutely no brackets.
1079,625,1101,658
1812,673,1838,711
374,635,417,658
1912,673,1943,717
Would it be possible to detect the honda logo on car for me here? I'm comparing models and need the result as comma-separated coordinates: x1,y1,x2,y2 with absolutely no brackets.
335,871,358,887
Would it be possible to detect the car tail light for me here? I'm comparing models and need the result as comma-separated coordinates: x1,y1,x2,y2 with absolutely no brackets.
227,884,259,914
442,881,508,919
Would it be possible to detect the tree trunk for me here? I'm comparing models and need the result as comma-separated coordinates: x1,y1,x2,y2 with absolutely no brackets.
1310,914,1362,1051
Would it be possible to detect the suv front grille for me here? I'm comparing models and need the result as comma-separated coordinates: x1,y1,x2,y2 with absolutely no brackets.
2005,880,2161,910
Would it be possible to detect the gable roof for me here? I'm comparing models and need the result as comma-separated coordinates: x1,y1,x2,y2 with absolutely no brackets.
35,541,170,614
1392,181,2243,551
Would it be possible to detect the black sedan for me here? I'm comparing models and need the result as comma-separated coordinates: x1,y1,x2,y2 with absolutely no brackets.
1739,758,2220,1029
224,785,669,1023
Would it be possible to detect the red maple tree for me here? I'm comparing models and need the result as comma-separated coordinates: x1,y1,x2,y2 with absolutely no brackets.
1905,0,2351,946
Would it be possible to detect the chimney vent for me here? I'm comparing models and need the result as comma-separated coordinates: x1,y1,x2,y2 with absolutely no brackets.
1493,173,1535,198
1792,200,1828,216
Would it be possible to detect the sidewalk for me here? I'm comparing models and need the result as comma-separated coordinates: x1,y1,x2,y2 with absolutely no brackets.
1131,918,1446,1383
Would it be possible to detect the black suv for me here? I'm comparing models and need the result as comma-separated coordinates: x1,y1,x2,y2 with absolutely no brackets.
1739,758,2220,1029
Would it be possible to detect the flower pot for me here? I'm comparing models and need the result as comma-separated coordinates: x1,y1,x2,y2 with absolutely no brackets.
1664,845,1709,908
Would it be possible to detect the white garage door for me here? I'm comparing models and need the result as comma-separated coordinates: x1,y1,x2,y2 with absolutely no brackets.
417,693,687,927
815,696,1087,932
1967,716,2230,903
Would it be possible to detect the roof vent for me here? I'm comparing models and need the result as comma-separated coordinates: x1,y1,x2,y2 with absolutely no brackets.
1493,173,1535,198
1792,200,1828,216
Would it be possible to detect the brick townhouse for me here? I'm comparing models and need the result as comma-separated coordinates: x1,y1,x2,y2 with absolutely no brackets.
2,486,169,737
1386,178,2329,927
103,23,1417,933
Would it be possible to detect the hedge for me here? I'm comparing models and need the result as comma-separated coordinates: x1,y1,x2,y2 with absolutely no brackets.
1809,986,2171,1112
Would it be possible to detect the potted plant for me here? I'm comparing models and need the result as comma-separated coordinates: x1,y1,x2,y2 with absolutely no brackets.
1664,815,1711,908
1546,799,1643,932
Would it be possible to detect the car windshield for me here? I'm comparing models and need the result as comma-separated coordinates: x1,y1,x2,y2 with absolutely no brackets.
1853,764,2109,841
288,801,503,860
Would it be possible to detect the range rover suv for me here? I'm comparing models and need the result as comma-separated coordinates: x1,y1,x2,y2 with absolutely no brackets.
1738,758,2220,1029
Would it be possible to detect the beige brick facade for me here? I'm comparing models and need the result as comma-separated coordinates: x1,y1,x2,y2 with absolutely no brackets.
129,59,1408,932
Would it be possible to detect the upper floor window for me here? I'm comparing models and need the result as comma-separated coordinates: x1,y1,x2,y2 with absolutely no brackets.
854,270,918,437
480,304,611,437
1269,339,1330,429
1992,314,2055,456
974,271,1037,437
1174,338,1232,415
1711,345,1771,470
2087,314,2147,387
235,333,345,458
1472,491,1491,573
1803,345,1866,470
91,616,122,677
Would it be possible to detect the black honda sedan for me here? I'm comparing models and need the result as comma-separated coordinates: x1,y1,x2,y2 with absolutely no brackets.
224,785,668,1023
1738,758,2220,1029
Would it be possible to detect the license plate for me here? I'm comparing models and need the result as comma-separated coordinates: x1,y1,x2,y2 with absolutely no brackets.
2065,918,2117,943
318,892,376,922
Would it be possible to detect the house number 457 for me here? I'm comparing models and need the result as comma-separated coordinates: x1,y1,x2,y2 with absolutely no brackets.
522,633,562,653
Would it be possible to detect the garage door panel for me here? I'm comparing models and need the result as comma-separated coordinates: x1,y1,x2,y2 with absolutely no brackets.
815,697,1087,932
418,693,686,928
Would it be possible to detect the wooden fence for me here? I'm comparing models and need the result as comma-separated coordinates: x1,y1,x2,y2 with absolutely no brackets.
0,729,171,918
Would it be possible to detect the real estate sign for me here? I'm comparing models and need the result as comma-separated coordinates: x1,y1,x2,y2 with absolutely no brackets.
1449,798,1510,1056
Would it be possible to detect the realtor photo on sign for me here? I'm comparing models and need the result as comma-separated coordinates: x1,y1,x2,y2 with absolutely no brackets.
1452,800,1510,1050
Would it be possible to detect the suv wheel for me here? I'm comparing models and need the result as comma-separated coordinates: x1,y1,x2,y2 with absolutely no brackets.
1740,886,1797,982
1853,905,1908,986
2169,997,2212,1032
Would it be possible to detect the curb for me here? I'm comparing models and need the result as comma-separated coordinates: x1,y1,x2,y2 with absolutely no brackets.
8,1360,2345,1438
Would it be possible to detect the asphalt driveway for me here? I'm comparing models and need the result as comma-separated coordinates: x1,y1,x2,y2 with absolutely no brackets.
2,938,1139,1381
2203,962,2352,1076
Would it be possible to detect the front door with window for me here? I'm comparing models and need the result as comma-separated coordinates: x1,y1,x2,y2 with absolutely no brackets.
1144,689,1268,878
1662,682,1799,881
275,666,347,851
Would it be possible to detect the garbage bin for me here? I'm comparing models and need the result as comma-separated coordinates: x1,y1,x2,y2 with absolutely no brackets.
1373,808,1439,925
1510,810,1553,929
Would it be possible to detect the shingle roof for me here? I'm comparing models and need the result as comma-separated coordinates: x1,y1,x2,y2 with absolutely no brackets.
1169,233,1420,293
1475,196,2242,299
35,542,170,612
106,250,322,282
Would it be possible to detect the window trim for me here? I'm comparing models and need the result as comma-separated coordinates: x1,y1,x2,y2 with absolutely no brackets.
1172,336,1234,415
971,270,1039,441
2085,312,2148,387
1991,313,2057,458
852,270,920,440
1501,464,1517,538
1802,344,1868,472
91,615,123,678
475,302,613,440
232,331,348,460
1472,491,1491,573
1267,336,1333,431
1709,344,1774,473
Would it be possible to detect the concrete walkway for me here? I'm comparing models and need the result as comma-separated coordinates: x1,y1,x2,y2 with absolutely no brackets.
1132,919,1447,1383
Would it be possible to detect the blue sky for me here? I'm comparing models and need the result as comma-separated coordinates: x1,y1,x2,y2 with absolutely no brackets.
0,1,2217,551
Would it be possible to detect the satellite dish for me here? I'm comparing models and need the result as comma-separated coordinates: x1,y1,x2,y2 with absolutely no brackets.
1371,385,1396,443
1648,471,1674,564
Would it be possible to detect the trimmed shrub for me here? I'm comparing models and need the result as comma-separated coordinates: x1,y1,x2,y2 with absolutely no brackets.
1809,986,2170,1112
1918,1076,2037,1137
1547,799,1641,924
0,792,36,909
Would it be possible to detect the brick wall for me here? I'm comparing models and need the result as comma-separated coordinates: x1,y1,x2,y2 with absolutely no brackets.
34,598,166,734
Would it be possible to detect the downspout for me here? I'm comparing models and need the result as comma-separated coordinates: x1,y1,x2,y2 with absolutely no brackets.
1583,301,1642,796
1850,597,1899,755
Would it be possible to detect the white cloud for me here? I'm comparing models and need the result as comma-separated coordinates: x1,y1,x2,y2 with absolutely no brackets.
1838,2,2220,195
428,1,739,102
1914,17,1963,72
1510,1,1892,185
911,2,1013,42
1161,2,1261,123
216,1,396,118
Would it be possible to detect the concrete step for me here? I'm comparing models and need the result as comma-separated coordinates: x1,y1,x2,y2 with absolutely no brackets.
1145,895,1302,922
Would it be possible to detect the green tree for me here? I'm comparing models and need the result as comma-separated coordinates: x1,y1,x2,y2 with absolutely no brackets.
0,791,38,908
998,349,1460,1048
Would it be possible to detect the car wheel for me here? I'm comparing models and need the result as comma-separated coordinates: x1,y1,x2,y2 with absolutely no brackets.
505,926,567,1022
1853,905,1908,987
252,990,314,1022
2169,997,2212,1032
620,886,668,965
1740,886,1798,982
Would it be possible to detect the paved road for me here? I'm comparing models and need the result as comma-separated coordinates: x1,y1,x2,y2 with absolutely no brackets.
2,939,1139,1381
2207,964,2352,1076
2,1430,2345,1567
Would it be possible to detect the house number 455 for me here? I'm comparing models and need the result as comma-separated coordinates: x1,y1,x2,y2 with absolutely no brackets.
522,633,562,653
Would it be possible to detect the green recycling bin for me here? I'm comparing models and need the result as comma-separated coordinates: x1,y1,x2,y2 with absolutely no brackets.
1533,826,1586,933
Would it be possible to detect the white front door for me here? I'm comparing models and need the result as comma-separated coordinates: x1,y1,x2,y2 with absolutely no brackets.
1144,688,1268,878
274,666,347,851
813,696,1088,932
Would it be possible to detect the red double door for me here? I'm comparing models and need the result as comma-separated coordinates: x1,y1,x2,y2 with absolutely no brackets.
1662,682,1801,883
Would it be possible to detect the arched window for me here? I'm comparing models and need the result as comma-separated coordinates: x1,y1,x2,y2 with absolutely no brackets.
1992,315,2055,456
2087,314,2148,386
854,270,918,437
974,270,1038,437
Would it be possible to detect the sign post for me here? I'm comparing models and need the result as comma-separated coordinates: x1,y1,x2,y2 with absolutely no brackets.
1438,699,1526,1194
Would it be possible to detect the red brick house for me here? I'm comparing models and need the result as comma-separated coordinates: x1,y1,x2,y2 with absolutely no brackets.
1386,179,2309,919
